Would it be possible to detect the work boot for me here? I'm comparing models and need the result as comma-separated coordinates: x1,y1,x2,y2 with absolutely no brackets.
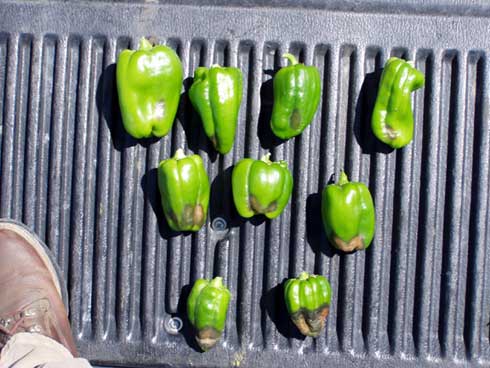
0,220,78,356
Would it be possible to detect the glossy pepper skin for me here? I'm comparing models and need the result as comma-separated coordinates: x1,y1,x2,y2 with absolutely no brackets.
232,153,293,219
117,37,183,139
157,149,210,232
270,53,321,140
372,57,425,148
189,65,243,154
322,172,375,252
187,277,231,351
284,272,331,337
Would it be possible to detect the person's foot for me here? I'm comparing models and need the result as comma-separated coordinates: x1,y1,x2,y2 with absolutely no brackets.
0,221,78,356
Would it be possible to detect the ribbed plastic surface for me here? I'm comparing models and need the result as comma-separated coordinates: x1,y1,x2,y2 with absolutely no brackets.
0,1,489,367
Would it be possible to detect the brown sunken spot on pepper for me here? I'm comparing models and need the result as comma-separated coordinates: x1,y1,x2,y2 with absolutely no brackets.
167,210,178,226
182,204,205,228
290,108,302,130
193,204,205,227
183,205,195,227
383,124,399,140
249,196,277,214
290,304,329,338
209,135,218,149
332,235,366,252
196,326,222,351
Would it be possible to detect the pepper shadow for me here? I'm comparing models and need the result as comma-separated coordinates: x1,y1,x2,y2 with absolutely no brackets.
179,76,218,162
175,284,202,352
257,69,285,150
140,168,181,240
209,165,238,228
260,281,305,340
96,63,161,152
306,192,342,259
248,214,268,227
353,67,393,155
210,164,267,229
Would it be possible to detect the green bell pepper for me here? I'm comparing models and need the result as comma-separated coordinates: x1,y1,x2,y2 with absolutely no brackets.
117,37,183,139
157,149,210,232
189,65,243,154
270,53,321,140
321,171,375,252
284,272,331,337
187,277,231,351
232,153,293,219
372,57,425,148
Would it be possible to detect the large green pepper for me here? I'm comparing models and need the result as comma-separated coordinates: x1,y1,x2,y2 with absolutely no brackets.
270,53,321,140
189,65,243,154
232,154,293,219
371,57,425,148
117,37,183,139
157,149,210,232
187,277,231,351
321,172,375,252
284,272,331,337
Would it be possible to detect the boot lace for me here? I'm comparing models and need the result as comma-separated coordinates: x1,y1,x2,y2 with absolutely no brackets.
0,298,50,349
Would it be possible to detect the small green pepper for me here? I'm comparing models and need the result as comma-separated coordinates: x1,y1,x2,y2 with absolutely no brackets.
189,65,243,154
187,277,231,351
284,272,332,337
117,37,183,139
232,153,293,219
157,149,210,232
371,57,425,148
321,171,375,252
270,53,321,140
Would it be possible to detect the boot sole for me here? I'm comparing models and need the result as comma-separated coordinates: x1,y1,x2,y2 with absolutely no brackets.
0,219,69,313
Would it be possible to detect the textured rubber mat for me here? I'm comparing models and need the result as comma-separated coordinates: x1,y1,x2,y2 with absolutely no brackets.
0,1,490,367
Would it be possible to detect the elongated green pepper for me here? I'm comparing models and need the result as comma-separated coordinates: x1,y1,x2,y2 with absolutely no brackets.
372,57,425,148
117,37,183,139
284,272,331,337
322,172,375,252
157,149,210,232
189,65,243,154
187,277,231,351
270,53,321,140
232,153,293,219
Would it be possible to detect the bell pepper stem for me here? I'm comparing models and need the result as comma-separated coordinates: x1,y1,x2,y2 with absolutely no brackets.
211,64,221,68
282,53,299,66
210,276,224,288
260,152,272,164
173,148,187,160
139,37,153,51
298,271,309,281
338,171,349,185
